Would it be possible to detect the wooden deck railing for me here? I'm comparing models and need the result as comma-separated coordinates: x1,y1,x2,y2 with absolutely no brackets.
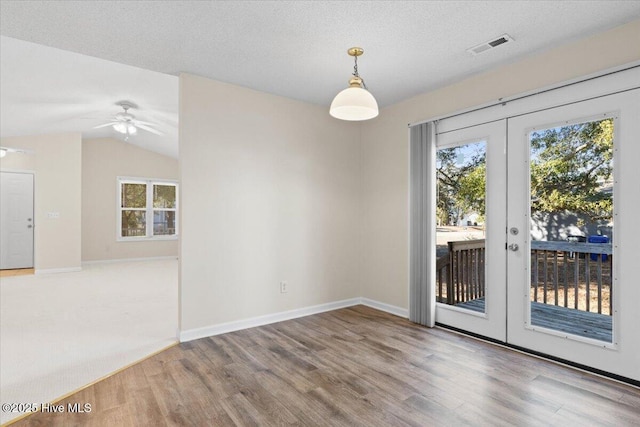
436,239,613,315
530,241,612,315
436,239,486,305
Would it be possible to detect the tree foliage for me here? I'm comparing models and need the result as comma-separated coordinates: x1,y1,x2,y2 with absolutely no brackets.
121,183,147,235
436,118,613,225
530,118,613,220
436,144,486,225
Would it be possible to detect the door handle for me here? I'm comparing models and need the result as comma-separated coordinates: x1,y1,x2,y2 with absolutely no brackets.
508,243,519,251
27,224,33,228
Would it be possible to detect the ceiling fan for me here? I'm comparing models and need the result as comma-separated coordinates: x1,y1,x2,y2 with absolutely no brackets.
93,102,163,140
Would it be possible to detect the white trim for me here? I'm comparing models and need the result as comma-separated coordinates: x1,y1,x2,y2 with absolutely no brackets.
0,168,36,174
180,298,360,342
82,255,178,266
436,302,488,318
117,176,179,184
436,68,639,134
179,297,409,342
35,267,82,275
117,176,179,241
360,297,409,318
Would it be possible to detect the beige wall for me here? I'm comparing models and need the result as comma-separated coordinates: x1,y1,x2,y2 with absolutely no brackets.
360,19,640,308
179,19,640,335
81,138,179,261
180,74,362,331
1,133,82,272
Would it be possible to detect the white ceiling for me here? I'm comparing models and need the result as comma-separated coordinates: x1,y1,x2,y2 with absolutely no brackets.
1,1,639,158
0,37,179,158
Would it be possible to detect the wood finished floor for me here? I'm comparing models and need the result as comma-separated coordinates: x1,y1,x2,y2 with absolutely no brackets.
0,268,34,278
12,306,640,426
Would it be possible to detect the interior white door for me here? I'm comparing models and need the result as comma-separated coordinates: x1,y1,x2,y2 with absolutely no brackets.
434,120,507,341
0,172,34,269
506,89,640,381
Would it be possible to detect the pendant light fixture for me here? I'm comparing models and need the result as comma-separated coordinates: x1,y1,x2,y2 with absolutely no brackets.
330,47,379,121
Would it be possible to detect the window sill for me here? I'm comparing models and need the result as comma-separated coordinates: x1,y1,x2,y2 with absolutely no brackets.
117,236,178,242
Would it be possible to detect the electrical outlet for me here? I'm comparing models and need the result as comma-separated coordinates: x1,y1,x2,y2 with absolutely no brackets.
280,281,288,293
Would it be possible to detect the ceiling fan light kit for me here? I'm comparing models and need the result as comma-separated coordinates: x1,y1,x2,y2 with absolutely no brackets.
93,102,162,140
113,122,137,136
330,47,379,121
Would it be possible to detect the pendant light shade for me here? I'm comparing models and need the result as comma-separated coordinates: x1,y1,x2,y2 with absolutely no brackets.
330,86,378,121
330,47,379,121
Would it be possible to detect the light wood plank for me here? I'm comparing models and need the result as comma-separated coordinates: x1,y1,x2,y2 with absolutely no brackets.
12,306,639,427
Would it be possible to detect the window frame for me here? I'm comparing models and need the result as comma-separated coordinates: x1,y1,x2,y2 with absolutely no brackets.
117,177,179,242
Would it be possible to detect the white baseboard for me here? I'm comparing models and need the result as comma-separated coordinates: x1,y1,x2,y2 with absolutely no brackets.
360,297,409,318
180,298,361,342
82,256,178,266
179,297,409,342
35,267,82,275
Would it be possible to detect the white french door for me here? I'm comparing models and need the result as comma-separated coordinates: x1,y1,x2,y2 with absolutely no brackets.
0,171,34,269
433,87,639,381
506,89,640,381
434,120,506,342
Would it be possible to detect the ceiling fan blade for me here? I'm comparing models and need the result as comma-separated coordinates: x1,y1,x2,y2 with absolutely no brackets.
93,122,119,129
135,123,164,136
132,119,156,126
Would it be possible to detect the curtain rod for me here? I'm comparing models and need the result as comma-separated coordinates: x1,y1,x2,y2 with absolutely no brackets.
407,62,640,128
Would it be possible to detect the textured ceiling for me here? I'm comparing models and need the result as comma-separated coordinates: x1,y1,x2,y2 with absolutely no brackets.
1,1,639,158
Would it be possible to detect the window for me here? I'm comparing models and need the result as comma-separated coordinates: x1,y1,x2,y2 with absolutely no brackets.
118,177,178,240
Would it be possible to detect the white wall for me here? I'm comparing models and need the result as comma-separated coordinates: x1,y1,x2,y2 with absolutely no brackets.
179,74,362,332
360,19,640,308
81,137,179,261
0,133,82,272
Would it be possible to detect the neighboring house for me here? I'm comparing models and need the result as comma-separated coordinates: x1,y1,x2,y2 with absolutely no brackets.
458,212,483,227
530,211,613,241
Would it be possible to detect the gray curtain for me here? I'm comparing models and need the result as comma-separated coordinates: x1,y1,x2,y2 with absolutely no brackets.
409,122,436,327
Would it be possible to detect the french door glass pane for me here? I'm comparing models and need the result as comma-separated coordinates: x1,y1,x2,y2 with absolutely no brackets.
436,141,487,313
529,117,613,343
121,210,146,237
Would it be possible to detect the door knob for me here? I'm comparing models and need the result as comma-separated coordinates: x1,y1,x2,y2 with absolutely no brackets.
27,224,33,228
508,243,519,251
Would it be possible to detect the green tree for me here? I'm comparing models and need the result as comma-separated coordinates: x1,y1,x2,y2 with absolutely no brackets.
121,183,147,236
530,118,613,220
456,163,486,223
437,144,486,225
436,118,613,227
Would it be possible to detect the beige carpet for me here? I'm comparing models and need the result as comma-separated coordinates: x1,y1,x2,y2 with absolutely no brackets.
0,259,178,424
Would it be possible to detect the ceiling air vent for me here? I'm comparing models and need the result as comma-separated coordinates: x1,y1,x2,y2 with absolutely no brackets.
467,34,514,56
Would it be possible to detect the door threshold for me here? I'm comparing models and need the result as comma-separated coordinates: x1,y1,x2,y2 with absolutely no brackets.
0,268,35,278
435,322,639,388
